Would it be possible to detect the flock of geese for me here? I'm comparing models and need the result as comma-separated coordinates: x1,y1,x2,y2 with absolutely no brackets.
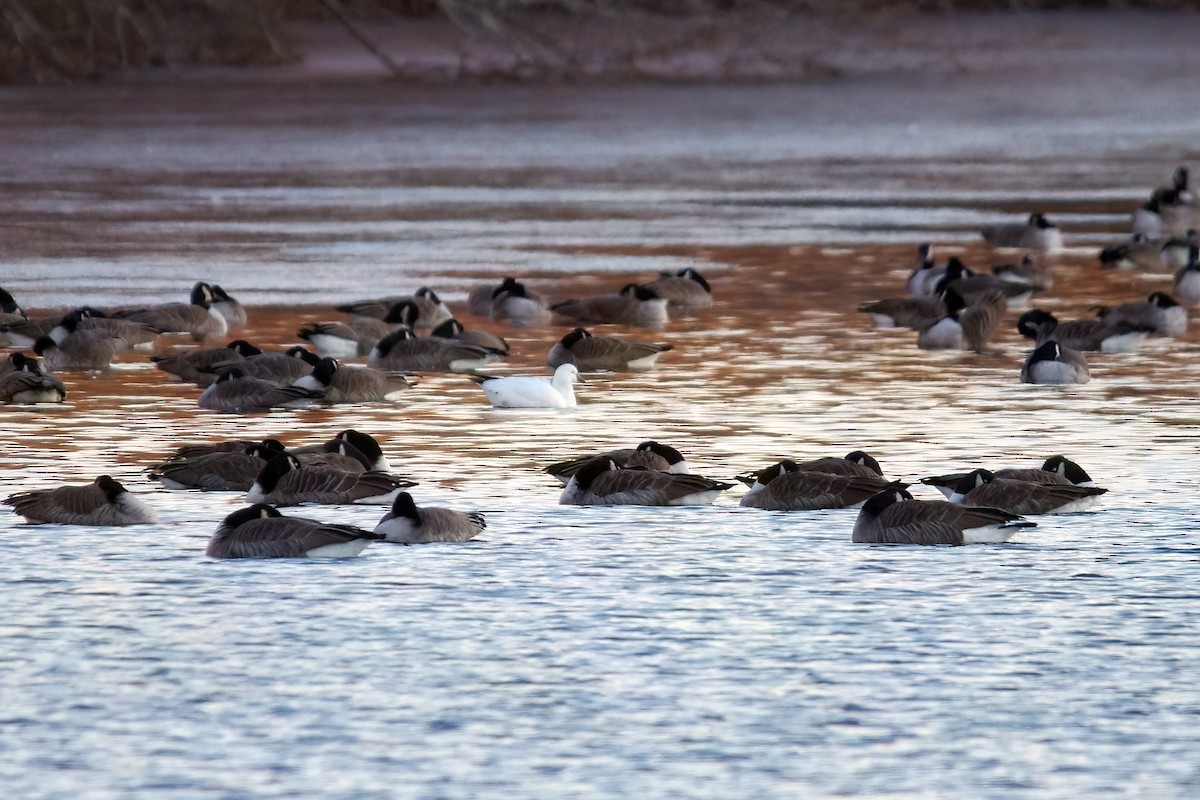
858,166,1198,383
2,167,1194,553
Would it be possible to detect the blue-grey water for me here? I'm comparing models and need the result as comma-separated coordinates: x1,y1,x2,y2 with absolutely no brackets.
3,52,1200,799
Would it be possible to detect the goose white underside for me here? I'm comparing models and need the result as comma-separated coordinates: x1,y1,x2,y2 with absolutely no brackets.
1101,331,1148,354
626,353,664,370
449,356,498,372
961,523,1023,544
306,540,372,558
918,318,962,350
869,314,899,328
9,389,65,404
1027,362,1089,385
306,335,360,359
666,490,724,506
352,489,404,505
1045,495,1104,514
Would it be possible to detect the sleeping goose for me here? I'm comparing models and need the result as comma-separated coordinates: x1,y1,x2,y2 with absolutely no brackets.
148,442,285,491
431,318,509,356
1016,309,1150,354
547,328,672,372
245,452,416,506
292,357,414,403
981,212,1063,251
852,482,1035,545
150,339,261,386
738,461,888,510
111,281,227,341
4,475,158,525
336,287,451,331
206,504,384,559
735,450,884,491
559,457,733,506
551,284,669,328
298,316,396,358
197,368,324,413
368,328,498,373
209,284,247,327
1096,292,1187,338
544,441,688,485
921,455,1099,499
947,469,1108,515
641,267,713,312
374,492,486,543
0,357,67,404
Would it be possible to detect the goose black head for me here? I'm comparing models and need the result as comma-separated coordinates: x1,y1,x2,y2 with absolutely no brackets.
336,430,384,465
312,357,340,384
222,503,282,528
560,328,592,348
1041,455,1092,484
952,469,995,496
383,300,421,327
190,281,215,307
415,287,442,304
845,451,883,476
860,481,914,516
0,287,23,317
637,440,686,466
373,327,415,357
431,319,465,339
572,456,620,490
389,491,421,524
95,475,127,502
493,277,526,298
678,268,712,293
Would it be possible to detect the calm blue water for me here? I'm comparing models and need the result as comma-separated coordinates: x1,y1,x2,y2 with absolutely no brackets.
2,71,1200,798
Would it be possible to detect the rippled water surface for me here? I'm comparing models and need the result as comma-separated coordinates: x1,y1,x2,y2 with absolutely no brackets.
2,70,1200,799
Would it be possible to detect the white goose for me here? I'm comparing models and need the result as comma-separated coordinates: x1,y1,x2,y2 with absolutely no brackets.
474,364,584,408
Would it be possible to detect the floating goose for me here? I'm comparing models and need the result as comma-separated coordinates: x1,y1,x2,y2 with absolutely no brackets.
469,277,552,327
336,287,451,330
0,286,25,325
49,308,159,353
1161,230,1198,270
857,295,945,330
852,482,1035,545
735,451,885,492
245,452,415,506
150,339,260,386
4,475,158,526
947,469,1108,515
0,356,66,404
292,357,414,403
209,284,247,327
547,328,672,372
905,243,945,297
148,442,285,491
1016,309,1150,354
545,441,688,485
33,330,128,371
917,287,1006,353
1096,292,1187,337
935,257,1035,307
559,457,734,506
738,460,887,510
981,212,1063,251
111,281,227,341
431,318,509,356
551,284,669,328
197,368,324,413
368,327,498,373
210,346,319,384
298,316,395,358
1021,341,1090,385
991,254,1052,292
641,267,713,312
1098,233,1168,272
374,492,486,544
474,363,583,408
1173,245,1200,305
207,504,384,559
921,455,1100,498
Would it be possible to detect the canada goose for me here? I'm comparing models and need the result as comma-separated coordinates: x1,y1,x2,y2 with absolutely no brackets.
197,368,324,413
920,455,1099,498
289,429,391,472
298,317,395,358
150,339,262,386
161,437,287,462
33,330,128,371
852,482,1035,545
367,327,497,373
148,442,285,491
210,346,319,384
1133,168,1197,238
917,287,1006,353
4,475,158,525
738,461,887,510
735,451,884,490
1098,233,1168,272
991,254,1052,291
209,284,247,327
1172,245,1200,305
642,267,713,312
935,257,1035,307
48,307,160,353
545,440,689,485
1096,292,1187,337
207,504,385,559
474,363,583,408
559,457,734,506
905,243,945,297
946,469,1108,515
1161,230,1198,270
489,277,552,327
551,284,669,328
1016,309,1149,354
0,357,66,404
0,286,25,325
431,318,509,356
857,295,946,330
1021,341,1090,385
111,281,228,341
246,452,416,506
547,328,672,371
981,212,1063,251
374,492,486,543
0,313,60,347
336,287,452,330
292,357,414,403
